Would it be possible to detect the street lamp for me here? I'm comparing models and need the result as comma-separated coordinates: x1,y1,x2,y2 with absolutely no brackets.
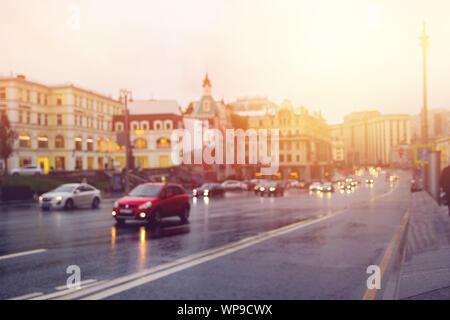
119,89,133,193
419,21,429,144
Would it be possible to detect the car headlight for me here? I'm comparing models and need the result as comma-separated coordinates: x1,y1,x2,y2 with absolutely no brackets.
193,189,197,195
138,201,152,210
54,196,63,201
269,187,276,191
260,187,265,191
39,196,43,201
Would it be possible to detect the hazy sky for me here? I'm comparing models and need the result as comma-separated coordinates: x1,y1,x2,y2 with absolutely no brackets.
1,0,449,123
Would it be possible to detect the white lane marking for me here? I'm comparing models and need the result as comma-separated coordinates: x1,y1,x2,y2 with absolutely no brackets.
31,280,106,300
55,279,97,291
44,183,397,300
0,249,47,261
83,209,350,300
8,292,43,300
50,208,347,300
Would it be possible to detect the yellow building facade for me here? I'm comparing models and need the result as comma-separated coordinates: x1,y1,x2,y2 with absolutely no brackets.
0,75,123,172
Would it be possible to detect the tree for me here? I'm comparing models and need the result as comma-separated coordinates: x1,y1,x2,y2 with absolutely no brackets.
0,112,16,175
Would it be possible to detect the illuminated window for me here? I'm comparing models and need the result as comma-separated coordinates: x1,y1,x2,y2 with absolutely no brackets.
18,89,23,100
18,134,31,148
97,138,104,151
106,138,111,152
134,138,147,149
57,114,62,125
0,88,5,99
56,94,62,105
38,135,49,148
157,137,170,148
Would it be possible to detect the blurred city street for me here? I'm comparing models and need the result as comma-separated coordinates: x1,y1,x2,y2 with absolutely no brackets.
3,170,447,300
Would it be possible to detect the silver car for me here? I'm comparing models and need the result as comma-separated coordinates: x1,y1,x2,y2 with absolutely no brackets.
10,165,43,176
39,183,101,210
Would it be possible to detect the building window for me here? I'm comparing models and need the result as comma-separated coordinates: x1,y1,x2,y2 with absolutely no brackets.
18,111,23,123
164,120,173,130
97,138,104,152
26,111,30,124
56,94,62,106
0,88,5,99
157,137,170,148
55,135,65,148
115,122,124,131
37,93,41,104
75,157,83,170
44,94,48,105
87,137,94,151
44,114,48,126
26,90,30,102
203,100,210,112
55,157,65,170
134,138,147,149
75,136,83,151
38,135,49,148
57,114,62,125
37,113,41,125
18,89,23,100
18,134,31,148
154,121,162,130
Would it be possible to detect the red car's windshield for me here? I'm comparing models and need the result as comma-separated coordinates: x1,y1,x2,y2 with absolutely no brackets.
129,185,162,198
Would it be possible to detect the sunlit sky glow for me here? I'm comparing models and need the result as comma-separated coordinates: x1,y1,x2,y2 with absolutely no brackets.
1,0,450,123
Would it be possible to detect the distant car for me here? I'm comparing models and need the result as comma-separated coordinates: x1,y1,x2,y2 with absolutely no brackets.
221,180,246,191
298,181,308,189
39,183,101,210
193,183,225,198
365,178,374,184
10,165,43,176
287,179,301,189
112,183,190,226
309,182,322,192
321,182,334,193
340,183,353,191
256,181,284,197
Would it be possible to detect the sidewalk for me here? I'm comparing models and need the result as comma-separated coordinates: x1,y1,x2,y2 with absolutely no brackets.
397,191,450,299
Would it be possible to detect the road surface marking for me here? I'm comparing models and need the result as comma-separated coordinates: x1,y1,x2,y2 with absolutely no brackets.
50,209,349,300
9,292,43,300
31,280,105,300
38,181,397,300
362,208,410,300
55,279,97,291
0,249,47,261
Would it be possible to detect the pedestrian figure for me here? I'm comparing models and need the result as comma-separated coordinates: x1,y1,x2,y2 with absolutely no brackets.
440,165,450,216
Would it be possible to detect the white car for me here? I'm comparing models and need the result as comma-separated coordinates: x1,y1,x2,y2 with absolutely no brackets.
39,183,101,210
221,180,246,191
309,182,323,192
10,165,43,176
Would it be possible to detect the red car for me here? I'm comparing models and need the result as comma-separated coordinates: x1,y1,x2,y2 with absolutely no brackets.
112,183,190,226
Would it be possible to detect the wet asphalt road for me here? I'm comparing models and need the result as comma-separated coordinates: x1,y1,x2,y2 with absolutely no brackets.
0,172,411,300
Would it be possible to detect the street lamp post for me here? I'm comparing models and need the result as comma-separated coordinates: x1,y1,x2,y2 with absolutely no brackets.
419,21,429,144
119,89,133,193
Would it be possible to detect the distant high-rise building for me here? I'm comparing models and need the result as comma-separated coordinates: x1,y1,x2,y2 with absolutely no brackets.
339,111,410,167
